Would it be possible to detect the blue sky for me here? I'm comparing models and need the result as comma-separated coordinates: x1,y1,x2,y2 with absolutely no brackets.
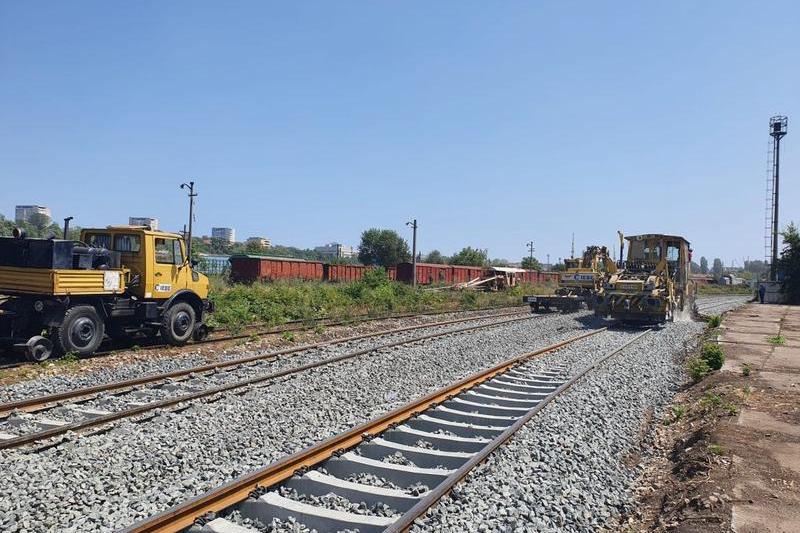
1,2,798,266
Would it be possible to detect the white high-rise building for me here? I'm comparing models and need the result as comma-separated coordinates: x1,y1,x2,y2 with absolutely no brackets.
314,243,357,259
212,227,236,244
15,205,51,224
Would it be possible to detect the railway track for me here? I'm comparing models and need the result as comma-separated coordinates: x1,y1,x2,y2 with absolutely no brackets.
122,328,650,533
695,296,751,316
0,310,540,450
0,305,528,368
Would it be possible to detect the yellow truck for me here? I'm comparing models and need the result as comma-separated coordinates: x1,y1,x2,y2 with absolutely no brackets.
0,225,212,361
594,232,695,324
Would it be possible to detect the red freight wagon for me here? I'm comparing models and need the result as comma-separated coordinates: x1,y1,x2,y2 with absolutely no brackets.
396,263,484,285
323,264,367,283
229,255,324,283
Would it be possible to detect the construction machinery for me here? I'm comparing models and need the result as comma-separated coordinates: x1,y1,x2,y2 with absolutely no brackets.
0,225,212,362
524,245,616,312
594,232,695,324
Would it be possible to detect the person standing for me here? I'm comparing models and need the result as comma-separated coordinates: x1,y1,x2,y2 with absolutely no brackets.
759,283,766,304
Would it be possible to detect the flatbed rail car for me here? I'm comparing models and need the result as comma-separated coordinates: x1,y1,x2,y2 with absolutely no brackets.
524,246,615,313
0,226,212,362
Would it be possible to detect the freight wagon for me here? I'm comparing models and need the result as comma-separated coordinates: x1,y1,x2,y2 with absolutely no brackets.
323,264,368,283
228,255,324,283
395,263,484,286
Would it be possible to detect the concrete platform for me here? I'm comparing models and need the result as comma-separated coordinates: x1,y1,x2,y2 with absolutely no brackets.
719,304,800,533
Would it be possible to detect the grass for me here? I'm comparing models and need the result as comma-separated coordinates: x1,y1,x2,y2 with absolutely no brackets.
663,404,687,426
741,363,752,376
707,443,726,456
206,270,556,332
281,331,295,342
707,315,722,328
55,351,80,366
697,284,753,295
767,335,786,346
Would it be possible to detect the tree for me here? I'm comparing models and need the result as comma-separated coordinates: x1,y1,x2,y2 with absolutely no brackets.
449,247,488,267
424,250,445,264
700,256,709,274
690,261,701,274
358,228,410,267
550,262,567,272
712,258,724,279
490,258,511,267
778,222,800,303
744,259,767,277
521,256,542,271
28,212,52,235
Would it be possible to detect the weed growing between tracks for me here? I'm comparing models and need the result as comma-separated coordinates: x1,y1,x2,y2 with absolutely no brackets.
208,270,555,331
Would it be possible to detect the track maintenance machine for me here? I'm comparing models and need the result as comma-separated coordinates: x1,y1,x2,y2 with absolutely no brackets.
524,245,616,312
0,225,212,362
594,232,695,324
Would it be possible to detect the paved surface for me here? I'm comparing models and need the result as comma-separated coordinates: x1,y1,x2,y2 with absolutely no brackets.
720,304,800,533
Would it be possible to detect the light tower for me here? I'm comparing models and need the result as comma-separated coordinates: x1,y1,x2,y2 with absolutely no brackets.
767,116,787,280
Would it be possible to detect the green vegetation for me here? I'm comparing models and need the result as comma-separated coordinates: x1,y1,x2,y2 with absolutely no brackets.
767,335,786,346
697,284,752,295
281,331,295,342
700,343,725,370
707,443,725,456
707,315,722,328
0,213,82,240
686,356,711,383
449,246,488,267
207,271,555,331
521,256,542,271
663,404,687,426
778,222,800,303
741,363,752,376
357,228,411,267
56,351,80,366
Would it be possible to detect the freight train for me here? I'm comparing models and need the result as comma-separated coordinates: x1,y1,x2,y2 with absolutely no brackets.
228,255,560,286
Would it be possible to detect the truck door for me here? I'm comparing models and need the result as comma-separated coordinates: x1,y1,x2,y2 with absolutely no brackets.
152,236,187,298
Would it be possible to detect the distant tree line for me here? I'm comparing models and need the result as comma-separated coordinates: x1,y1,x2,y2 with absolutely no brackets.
0,213,82,241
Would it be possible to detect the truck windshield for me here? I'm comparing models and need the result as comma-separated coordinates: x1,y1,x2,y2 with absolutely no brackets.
84,233,111,249
113,234,141,253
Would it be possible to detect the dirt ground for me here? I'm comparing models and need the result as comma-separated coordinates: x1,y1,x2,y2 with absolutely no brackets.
620,303,800,533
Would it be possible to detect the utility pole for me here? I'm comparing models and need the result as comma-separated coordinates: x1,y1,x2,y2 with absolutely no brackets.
180,181,197,262
547,253,550,268
406,219,418,287
571,233,575,258
526,241,535,270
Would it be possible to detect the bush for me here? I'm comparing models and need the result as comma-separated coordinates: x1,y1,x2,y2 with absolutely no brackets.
741,363,751,376
687,357,711,382
707,315,722,328
701,343,725,370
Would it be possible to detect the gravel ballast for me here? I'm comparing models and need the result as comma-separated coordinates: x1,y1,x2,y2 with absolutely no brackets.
0,311,606,532
410,322,704,533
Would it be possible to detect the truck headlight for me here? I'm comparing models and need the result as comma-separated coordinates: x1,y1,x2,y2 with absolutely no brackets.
34,300,44,312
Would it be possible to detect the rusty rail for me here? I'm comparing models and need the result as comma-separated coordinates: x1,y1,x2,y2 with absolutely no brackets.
122,327,607,533
0,309,528,416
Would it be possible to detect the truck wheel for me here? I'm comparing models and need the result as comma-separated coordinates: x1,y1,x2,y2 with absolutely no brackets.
25,336,54,363
57,305,105,355
161,302,196,346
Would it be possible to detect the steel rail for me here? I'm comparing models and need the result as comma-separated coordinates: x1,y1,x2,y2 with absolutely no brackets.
0,314,542,450
0,309,528,416
121,328,607,533
384,328,652,532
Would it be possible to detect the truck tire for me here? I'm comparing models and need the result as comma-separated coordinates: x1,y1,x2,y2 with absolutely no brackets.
160,302,196,346
56,305,105,355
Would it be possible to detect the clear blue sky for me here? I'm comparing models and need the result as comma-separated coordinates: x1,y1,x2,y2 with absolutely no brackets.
1,2,798,266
